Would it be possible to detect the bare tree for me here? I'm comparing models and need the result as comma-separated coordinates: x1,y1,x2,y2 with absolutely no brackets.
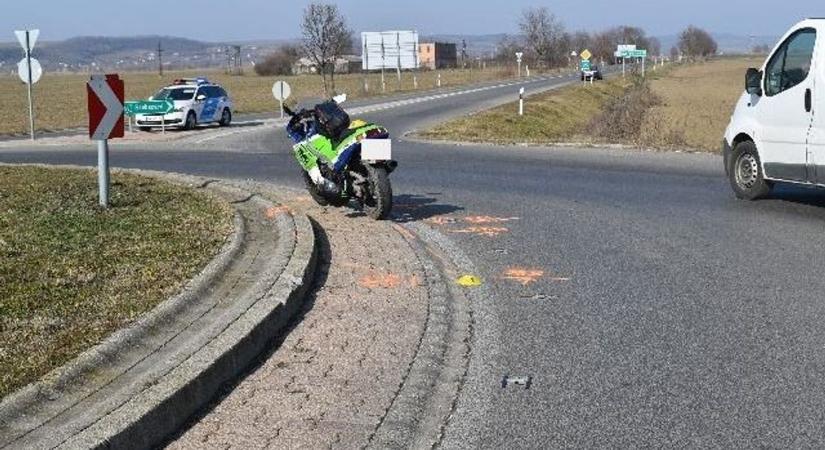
570,31,592,53
494,35,524,65
648,37,662,58
591,30,618,63
301,3,353,95
519,7,567,68
678,26,718,60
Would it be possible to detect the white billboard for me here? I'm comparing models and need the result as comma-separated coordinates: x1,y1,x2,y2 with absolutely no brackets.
362,31,419,71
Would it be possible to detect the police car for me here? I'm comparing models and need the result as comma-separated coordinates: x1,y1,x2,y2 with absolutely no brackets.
135,77,233,131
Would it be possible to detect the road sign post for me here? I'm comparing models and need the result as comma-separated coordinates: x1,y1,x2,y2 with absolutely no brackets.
516,52,523,78
15,30,40,141
87,74,125,208
272,81,292,119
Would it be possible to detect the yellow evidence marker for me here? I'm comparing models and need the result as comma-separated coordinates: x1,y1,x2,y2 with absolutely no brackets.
456,275,483,287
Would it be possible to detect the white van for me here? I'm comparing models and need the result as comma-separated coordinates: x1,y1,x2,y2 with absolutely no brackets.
724,19,823,199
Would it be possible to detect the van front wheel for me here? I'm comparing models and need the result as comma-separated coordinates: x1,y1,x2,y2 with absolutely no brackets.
729,141,772,200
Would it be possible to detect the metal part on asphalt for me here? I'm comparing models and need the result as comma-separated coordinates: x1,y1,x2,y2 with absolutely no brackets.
501,376,533,390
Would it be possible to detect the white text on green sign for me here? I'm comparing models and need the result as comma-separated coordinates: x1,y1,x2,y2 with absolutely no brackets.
124,100,174,116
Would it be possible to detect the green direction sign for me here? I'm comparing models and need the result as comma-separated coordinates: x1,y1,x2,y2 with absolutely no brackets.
124,100,174,116
580,59,592,71
621,49,648,58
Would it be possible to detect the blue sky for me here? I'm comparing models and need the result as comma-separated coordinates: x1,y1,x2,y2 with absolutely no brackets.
1,0,819,42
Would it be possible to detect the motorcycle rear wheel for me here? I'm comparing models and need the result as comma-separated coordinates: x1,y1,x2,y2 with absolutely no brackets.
364,166,393,220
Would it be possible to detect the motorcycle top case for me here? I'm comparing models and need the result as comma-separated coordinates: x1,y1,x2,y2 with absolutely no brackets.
315,101,350,139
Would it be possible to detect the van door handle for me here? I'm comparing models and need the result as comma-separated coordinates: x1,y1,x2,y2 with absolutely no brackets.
805,88,812,113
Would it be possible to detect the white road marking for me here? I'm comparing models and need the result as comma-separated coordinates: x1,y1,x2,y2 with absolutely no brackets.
189,76,571,145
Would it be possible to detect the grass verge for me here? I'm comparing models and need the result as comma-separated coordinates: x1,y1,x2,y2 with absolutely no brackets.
418,76,632,144
0,166,232,398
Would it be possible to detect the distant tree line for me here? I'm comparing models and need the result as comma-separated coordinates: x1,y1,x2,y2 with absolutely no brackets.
494,6,717,69
255,3,722,89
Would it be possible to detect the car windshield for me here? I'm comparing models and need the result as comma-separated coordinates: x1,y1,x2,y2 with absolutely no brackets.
152,88,195,101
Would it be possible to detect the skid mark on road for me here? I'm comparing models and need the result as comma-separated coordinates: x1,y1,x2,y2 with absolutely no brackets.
265,205,290,219
501,267,570,286
463,215,520,224
450,226,510,237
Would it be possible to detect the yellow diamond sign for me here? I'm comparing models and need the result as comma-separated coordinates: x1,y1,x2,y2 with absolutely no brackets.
580,49,592,61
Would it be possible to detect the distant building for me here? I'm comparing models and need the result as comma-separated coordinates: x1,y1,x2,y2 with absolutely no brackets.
419,42,457,69
292,55,363,75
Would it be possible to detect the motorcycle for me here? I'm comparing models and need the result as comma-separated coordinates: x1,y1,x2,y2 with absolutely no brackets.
284,94,397,220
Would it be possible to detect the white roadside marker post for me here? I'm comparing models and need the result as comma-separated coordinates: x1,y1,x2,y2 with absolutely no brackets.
437,73,441,88
519,87,524,116
97,139,110,207
526,65,530,77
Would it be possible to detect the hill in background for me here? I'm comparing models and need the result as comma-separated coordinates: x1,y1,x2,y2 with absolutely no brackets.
0,32,777,76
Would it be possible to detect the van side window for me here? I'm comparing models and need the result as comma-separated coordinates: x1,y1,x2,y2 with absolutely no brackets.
765,28,817,96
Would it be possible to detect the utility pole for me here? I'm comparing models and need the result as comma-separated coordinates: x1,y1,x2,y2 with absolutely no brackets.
157,40,163,77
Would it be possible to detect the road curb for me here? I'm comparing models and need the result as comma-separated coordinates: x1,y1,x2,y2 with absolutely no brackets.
0,166,317,449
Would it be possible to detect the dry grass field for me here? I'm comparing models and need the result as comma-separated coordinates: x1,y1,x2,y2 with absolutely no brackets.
0,66,542,136
641,57,763,151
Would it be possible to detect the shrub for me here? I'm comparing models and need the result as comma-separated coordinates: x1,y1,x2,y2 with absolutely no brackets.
254,45,300,76
589,77,662,143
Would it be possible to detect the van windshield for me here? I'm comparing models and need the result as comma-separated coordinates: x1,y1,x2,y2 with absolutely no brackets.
152,88,195,101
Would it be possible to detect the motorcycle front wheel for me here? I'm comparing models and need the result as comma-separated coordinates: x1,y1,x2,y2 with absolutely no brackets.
364,165,393,220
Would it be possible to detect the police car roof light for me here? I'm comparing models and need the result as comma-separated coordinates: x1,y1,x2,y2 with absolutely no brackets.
172,77,211,86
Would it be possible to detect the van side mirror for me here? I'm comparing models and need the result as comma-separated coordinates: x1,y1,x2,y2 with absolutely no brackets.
196,94,207,101
746,68,763,96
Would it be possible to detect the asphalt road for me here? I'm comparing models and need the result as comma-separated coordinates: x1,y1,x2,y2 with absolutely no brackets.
5,74,825,447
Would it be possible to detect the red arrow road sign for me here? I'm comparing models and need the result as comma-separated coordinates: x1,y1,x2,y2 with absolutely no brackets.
87,74,124,140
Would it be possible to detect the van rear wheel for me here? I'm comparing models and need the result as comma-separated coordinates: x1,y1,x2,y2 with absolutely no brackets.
729,141,772,200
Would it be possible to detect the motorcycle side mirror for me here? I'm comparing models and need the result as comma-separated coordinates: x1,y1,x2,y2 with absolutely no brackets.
332,93,347,104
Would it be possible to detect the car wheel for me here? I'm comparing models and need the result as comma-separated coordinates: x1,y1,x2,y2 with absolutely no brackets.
219,108,232,127
729,140,772,200
183,112,197,131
